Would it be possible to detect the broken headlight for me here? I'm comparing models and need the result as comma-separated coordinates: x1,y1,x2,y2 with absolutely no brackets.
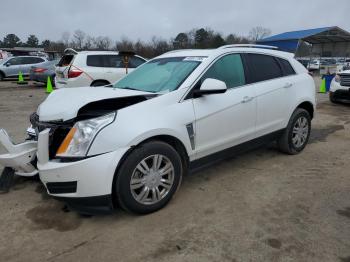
56,112,116,157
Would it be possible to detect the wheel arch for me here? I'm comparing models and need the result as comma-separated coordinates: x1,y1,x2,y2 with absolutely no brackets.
0,70,5,79
296,101,314,119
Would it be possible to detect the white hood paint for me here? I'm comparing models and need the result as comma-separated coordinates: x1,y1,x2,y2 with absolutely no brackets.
37,86,151,121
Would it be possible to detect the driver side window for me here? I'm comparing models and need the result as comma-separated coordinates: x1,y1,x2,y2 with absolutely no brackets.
202,54,246,89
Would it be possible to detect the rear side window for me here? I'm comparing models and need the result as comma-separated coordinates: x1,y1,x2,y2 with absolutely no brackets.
244,54,283,83
58,55,74,67
277,58,296,76
21,57,37,64
23,57,44,64
86,55,123,68
202,54,246,89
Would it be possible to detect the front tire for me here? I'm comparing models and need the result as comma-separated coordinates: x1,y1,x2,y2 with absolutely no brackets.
329,92,338,103
115,141,183,214
277,108,311,155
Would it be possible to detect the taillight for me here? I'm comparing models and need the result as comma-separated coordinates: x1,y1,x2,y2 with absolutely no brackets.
68,68,83,78
33,68,47,73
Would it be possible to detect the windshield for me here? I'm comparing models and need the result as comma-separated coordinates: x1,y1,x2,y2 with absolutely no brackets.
113,57,204,93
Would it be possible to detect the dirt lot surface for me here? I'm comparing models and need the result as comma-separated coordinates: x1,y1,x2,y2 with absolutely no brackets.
0,79,349,262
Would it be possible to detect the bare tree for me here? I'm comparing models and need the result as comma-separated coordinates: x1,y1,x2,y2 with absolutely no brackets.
226,34,250,44
84,35,95,50
73,29,86,50
116,37,134,51
94,36,112,50
61,31,70,47
249,26,271,42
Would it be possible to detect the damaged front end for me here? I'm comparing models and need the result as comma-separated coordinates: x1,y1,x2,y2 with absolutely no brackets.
0,129,38,176
0,92,155,183
0,112,74,182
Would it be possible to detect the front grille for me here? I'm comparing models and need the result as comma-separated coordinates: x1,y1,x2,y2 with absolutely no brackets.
30,112,73,159
340,74,350,87
46,181,77,194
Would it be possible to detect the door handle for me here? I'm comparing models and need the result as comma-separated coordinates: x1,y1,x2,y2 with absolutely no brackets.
241,96,254,103
283,82,293,88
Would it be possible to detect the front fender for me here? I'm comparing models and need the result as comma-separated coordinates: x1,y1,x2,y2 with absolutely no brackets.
128,128,192,154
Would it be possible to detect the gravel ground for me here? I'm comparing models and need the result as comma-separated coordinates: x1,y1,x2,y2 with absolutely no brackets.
0,78,349,262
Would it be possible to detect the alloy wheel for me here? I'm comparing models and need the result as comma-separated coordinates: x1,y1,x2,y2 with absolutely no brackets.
292,116,309,148
130,154,175,205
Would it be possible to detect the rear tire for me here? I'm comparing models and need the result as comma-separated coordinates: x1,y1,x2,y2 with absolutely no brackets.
0,167,15,193
91,80,109,87
114,141,183,214
277,108,311,155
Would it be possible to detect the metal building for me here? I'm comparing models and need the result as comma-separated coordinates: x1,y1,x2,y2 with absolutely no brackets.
257,26,350,57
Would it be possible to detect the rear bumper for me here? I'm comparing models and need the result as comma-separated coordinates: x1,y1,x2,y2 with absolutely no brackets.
30,73,54,83
55,76,90,88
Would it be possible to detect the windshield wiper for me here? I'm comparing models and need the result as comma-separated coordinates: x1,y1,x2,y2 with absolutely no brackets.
118,86,140,91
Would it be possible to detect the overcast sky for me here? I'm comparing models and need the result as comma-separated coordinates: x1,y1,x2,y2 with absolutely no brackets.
0,0,349,42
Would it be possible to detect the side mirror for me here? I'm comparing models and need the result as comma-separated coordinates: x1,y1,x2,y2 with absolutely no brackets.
5,62,11,67
193,78,227,97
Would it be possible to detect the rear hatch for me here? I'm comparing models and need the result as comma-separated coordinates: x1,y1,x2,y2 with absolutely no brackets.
55,51,76,82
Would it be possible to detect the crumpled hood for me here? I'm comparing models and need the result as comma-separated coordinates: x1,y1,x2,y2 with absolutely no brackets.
37,86,151,121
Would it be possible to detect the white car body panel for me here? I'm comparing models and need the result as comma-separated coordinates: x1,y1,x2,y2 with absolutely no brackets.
193,85,256,159
38,148,129,197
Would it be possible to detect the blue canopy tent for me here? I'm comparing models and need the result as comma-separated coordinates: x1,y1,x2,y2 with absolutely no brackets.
257,26,350,57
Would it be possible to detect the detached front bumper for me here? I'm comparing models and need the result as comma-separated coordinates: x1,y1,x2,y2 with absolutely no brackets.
0,129,38,176
0,127,130,214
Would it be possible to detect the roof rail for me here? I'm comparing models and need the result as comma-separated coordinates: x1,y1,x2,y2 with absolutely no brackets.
164,49,197,54
64,48,78,54
218,44,278,50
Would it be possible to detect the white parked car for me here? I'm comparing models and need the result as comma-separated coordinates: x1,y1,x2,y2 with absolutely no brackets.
55,49,147,88
307,59,320,71
0,45,315,214
330,70,350,103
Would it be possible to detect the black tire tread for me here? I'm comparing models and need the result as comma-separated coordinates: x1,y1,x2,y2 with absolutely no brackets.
278,108,311,155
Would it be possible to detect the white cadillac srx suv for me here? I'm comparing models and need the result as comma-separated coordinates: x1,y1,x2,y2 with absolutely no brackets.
0,45,315,215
